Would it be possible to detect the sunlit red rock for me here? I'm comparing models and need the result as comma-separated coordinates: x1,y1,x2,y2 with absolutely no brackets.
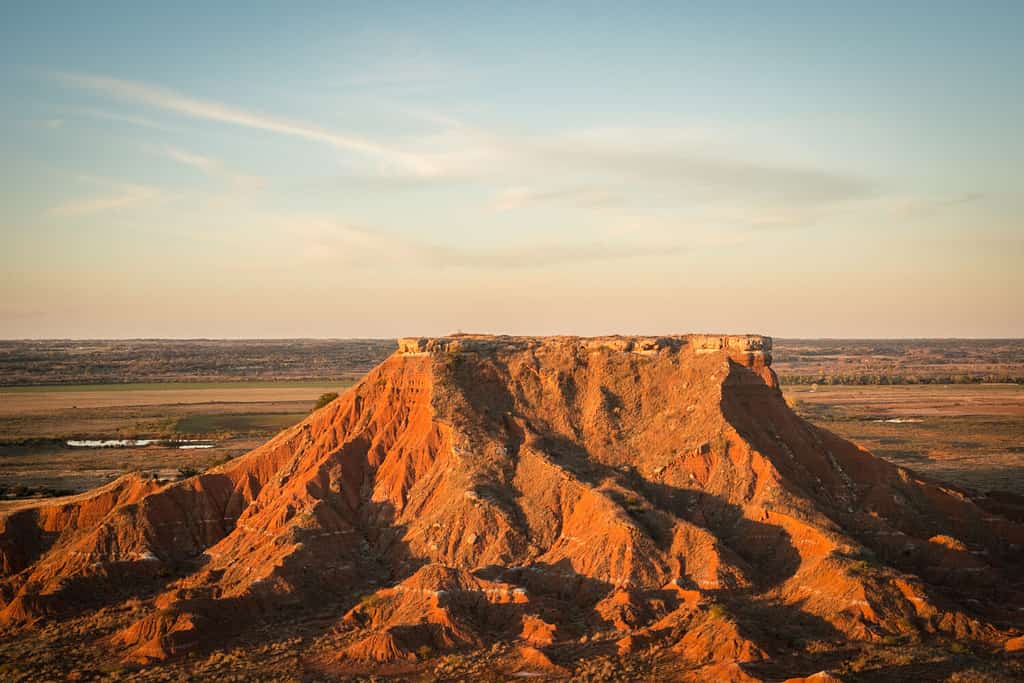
1,334,1022,678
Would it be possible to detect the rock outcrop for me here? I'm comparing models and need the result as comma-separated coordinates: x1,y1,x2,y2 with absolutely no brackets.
1,334,1022,680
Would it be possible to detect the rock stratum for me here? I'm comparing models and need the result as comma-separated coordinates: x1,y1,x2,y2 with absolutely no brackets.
1,334,1023,681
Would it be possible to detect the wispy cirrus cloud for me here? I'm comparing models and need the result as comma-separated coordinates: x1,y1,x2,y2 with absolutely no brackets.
57,72,439,177
160,146,218,174
53,70,896,242
46,178,161,217
493,185,620,212
55,71,880,228
391,118,880,226
280,217,687,270
151,145,265,193
534,139,877,205
77,107,177,132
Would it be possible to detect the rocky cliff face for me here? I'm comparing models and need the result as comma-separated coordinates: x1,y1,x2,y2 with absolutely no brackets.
1,335,1022,681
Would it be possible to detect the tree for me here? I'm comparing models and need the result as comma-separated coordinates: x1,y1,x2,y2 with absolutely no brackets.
313,392,338,411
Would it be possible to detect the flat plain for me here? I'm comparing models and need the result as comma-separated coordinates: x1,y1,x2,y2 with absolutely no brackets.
1,338,1022,506
0,381,349,502
783,384,1024,494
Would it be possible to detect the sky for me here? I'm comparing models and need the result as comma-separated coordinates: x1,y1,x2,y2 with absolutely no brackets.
1,2,1022,339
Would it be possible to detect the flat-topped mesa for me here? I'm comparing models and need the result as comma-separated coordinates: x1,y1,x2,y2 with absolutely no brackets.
7,324,1024,679
396,333,773,371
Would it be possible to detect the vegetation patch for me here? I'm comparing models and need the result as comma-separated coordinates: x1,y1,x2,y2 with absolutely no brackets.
174,412,307,436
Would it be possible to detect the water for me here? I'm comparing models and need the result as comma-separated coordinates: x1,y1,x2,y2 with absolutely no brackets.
66,439,216,448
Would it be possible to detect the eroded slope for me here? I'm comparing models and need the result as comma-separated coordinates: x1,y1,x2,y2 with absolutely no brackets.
1,334,1022,681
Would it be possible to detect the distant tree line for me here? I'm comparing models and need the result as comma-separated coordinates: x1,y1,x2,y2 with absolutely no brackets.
779,373,1024,385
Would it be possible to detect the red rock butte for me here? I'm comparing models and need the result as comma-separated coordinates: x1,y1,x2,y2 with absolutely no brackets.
1,334,1022,681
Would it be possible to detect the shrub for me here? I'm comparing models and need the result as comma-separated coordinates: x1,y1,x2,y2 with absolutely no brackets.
177,466,200,479
358,592,385,609
851,559,873,574
707,603,728,619
313,392,339,411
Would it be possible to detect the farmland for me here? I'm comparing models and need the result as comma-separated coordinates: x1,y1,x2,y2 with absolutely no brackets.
0,381,348,502
783,383,1024,494
0,338,392,386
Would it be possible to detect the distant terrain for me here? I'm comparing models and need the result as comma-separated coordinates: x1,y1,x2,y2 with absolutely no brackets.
1,335,1022,682
774,338,1024,385
0,339,393,386
3,337,1022,387
0,381,348,501
0,338,1021,504
783,384,1024,495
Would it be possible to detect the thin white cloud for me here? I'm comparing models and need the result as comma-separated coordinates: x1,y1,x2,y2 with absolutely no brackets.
528,133,876,205
46,182,161,217
401,120,877,217
161,146,218,174
57,72,439,177
77,107,176,132
493,186,619,212
154,145,265,193
278,216,687,270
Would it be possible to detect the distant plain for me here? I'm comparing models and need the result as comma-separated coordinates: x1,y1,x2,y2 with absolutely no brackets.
1,338,1021,503
783,384,1024,494
0,381,348,501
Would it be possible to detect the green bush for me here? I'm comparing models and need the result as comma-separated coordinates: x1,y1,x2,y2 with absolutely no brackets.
313,392,339,411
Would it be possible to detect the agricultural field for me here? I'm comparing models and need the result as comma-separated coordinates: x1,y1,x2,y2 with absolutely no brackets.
783,383,1024,494
0,340,384,506
0,338,393,386
0,380,349,505
774,338,1024,385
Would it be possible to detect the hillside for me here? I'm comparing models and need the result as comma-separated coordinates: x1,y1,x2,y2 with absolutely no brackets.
1,335,1022,681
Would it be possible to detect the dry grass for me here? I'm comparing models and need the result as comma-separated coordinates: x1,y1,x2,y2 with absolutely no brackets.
0,381,354,497
784,384,1024,494
0,382,348,416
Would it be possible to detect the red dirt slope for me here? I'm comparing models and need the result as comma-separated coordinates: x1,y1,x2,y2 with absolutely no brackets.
1,334,1022,681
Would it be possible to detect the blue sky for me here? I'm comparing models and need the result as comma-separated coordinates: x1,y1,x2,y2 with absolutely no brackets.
1,2,1021,337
